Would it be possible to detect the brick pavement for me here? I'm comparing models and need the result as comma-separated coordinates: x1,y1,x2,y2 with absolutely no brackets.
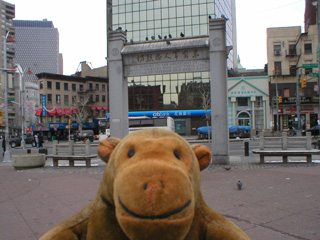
0,153,320,239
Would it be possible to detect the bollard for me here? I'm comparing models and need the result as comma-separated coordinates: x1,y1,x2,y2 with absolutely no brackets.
244,140,249,156
27,149,31,154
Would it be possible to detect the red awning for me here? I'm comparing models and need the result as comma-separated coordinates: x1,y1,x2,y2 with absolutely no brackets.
64,108,72,115
96,106,102,110
102,106,108,110
35,108,43,116
72,108,79,113
47,108,56,116
90,106,96,110
56,108,64,115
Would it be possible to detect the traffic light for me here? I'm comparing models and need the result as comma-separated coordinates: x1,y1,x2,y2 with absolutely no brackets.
278,96,282,103
301,78,307,88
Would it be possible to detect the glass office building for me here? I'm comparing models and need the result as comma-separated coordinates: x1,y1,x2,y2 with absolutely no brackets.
108,0,237,134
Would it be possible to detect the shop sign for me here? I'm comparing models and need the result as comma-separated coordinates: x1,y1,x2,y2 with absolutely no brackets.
42,95,46,117
33,123,49,131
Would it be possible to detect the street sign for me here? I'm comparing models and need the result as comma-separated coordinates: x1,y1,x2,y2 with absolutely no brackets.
7,97,15,102
302,63,318,68
309,72,319,78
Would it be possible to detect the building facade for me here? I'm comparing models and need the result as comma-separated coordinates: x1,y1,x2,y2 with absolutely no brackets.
36,65,108,139
108,0,237,70
228,76,270,132
13,19,62,81
0,0,15,133
267,23,319,132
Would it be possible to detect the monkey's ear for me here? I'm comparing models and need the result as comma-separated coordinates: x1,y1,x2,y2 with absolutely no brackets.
192,145,212,171
97,137,120,163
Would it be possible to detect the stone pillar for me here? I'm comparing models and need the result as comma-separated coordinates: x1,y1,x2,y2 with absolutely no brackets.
108,30,129,138
209,18,229,165
231,97,236,126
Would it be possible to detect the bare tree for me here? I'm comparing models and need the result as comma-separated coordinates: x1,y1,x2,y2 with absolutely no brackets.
72,90,95,132
199,84,211,141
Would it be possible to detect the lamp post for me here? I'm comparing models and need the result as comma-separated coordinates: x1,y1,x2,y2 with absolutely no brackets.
2,32,15,162
12,64,33,149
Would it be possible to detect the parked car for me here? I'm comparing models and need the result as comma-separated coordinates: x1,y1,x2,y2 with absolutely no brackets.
305,125,320,136
197,126,251,139
72,130,94,142
9,134,36,148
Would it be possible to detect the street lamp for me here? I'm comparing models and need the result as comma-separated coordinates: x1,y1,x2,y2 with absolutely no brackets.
2,32,15,162
11,64,33,149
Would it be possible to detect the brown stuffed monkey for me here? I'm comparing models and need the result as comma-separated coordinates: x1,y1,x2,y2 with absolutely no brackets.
40,129,250,240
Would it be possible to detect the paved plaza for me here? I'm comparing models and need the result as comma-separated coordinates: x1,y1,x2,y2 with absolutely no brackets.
0,146,320,240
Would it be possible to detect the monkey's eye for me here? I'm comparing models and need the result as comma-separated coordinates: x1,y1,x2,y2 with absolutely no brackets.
173,150,181,160
128,148,135,158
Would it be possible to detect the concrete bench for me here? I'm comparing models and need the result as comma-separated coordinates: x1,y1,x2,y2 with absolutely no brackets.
252,132,320,163
12,153,46,169
46,141,97,167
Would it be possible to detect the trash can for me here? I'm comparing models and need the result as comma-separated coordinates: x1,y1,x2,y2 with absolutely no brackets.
244,139,249,156
52,136,56,141
38,148,48,155
27,149,31,154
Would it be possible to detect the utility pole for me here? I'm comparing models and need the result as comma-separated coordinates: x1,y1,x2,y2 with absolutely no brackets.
296,66,301,136
275,72,279,133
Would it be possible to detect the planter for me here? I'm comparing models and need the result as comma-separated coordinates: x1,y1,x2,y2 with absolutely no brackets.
12,154,46,169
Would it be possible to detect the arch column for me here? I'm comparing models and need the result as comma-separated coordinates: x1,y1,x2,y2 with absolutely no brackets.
108,30,129,138
209,18,229,165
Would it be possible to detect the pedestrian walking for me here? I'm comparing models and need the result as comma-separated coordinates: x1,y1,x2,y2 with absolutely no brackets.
35,134,39,148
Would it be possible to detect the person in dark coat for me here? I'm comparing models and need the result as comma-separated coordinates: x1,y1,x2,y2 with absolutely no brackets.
2,136,6,156
39,134,44,148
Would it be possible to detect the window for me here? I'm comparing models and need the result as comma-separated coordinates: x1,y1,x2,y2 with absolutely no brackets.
79,84,84,91
39,81,43,89
289,44,296,55
56,94,61,104
80,96,84,103
89,83,93,90
102,84,106,91
64,95,69,105
237,97,248,107
102,95,106,102
274,44,281,56
64,83,68,91
47,81,52,89
284,88,290,98
72,96,76,104
304,43,312,54
290,65,296,76
48,94,52,104
96,95,99,102
274,61,282,75
95,83,99,90
56,82,60,90
72,84,76,91
56,116,61,123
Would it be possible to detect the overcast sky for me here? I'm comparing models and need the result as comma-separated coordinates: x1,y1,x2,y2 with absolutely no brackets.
10,0,305,75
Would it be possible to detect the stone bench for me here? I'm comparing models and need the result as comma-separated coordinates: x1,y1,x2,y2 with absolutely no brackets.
12,153,46,169
252,132,320,163
45,141,97,167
